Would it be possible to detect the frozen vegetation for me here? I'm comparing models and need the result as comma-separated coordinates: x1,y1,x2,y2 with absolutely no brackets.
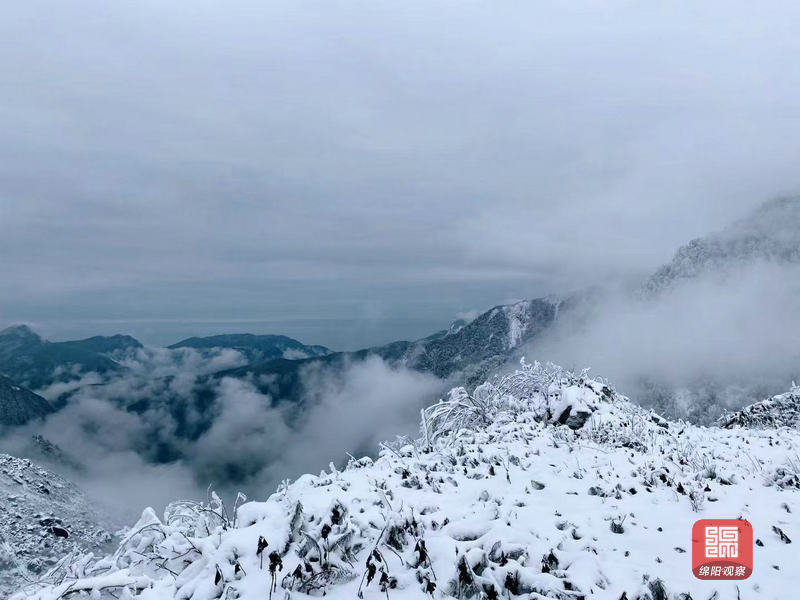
719,384,800,430
12,361,797,599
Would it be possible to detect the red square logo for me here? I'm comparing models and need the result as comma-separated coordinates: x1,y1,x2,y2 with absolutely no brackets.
692,519,753,579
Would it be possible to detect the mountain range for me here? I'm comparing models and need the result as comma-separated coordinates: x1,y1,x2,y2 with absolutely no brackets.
1,197,799,430
0,325,141,391
0,298,566,425
1,197,799,596
169,333,331,362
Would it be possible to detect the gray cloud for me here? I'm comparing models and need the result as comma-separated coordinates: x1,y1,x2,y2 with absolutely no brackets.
2,1,800,347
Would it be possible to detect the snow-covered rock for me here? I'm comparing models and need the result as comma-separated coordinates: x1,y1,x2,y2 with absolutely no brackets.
13,363,798,600
0,454,114,596
719,384,800,429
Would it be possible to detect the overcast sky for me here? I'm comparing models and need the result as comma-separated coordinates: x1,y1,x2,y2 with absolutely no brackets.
2,1,800,348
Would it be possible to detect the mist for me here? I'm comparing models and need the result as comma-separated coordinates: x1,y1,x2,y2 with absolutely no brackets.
526,261,800,421
0,348,442,523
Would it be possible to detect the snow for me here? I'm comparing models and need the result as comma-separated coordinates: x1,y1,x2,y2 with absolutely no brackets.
719,383,800,429
12,362,798,599
0,454,113,596
504,301,531,349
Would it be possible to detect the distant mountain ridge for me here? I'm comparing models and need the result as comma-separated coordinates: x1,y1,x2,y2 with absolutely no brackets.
169,333,330,363
0,298,565,413
0,325,142,390
642,196,800,296
209,297,564,404
53,334,142,355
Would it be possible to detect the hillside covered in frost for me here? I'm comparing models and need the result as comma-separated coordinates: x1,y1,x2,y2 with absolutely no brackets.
719,384,800,430
641,197,800,296
12,361,799,600
0,454,113,595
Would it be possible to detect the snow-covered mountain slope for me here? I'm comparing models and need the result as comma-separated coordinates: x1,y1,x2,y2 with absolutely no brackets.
15,362,797,600
641,196,800,296
408,298,561,380
215,297,563,403
0,454,114,596
719,384,800,429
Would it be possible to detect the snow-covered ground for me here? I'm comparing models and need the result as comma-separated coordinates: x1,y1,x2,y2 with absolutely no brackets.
719,384,800,430
12,362,798,599
0,454,114,595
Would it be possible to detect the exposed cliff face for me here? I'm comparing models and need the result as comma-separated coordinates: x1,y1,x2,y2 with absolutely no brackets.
0,376,53,426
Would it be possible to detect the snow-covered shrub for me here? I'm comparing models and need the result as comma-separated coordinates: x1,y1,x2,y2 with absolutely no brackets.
163,490,235,537
421,383,503,446
495,360,591,402
421,360,609,445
